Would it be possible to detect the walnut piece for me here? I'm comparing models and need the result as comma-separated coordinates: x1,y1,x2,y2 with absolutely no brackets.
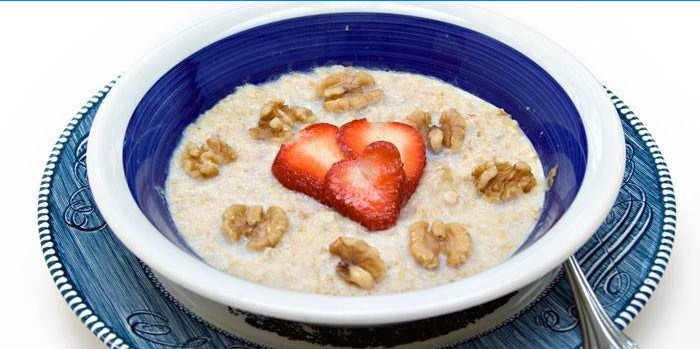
443,222,471,267
323,90,383,113
546,165,558,190
404,110,431,139
336,262,375,290
222,204,260,241
472,161,537,202
403,109,466,154
223,204,289,251
181,137,237,180
428,126,445,153
246,206,289,251
409,220,472,269
316,71,375,98
408,221,441,269
316,71,384,113
249,100,315,141
439,109,466,150
329,236,386,289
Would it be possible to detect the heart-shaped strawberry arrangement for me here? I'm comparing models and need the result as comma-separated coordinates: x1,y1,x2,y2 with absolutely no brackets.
272,118,426,231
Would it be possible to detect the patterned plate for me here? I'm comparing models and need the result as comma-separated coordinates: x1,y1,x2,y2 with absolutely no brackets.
37,82,676,349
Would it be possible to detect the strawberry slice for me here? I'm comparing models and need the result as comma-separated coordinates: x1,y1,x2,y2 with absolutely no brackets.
272,123,347,203
324,141,407,231
338,118,426,201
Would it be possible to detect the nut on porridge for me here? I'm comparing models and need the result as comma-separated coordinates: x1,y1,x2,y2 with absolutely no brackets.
329,236,386,290
166,66,545,296
180,136,237,180
472,161,537,203
408,220,472,269
249,100,315,142
316,70,384,113
222,204,289,251
439,108,466,151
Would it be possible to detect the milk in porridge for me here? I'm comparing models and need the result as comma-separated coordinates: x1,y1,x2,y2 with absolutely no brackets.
166,66,545,296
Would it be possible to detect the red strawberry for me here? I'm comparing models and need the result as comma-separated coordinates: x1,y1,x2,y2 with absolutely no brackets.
271,123,347,203
324,141,407,231
338,118,426,201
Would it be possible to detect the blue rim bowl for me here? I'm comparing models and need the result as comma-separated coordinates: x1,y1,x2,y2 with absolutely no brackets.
87,3,625,325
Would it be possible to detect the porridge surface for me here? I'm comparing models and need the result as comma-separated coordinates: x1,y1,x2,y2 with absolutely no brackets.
166,66,545,296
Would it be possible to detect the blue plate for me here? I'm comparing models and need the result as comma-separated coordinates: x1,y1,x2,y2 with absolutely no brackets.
38,82,675,349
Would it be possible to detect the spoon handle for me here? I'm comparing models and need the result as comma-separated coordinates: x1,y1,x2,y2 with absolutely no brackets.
564,256,639,349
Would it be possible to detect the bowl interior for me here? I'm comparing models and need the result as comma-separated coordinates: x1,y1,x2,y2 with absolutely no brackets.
123,12,587,259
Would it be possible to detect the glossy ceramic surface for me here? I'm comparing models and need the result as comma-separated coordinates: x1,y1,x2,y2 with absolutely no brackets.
87,3,625,324
40,84,673,348
123,12,586,255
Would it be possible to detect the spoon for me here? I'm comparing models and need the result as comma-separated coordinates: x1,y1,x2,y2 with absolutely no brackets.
564,256,639,349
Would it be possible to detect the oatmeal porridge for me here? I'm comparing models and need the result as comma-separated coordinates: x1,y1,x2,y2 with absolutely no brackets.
165,66,545,296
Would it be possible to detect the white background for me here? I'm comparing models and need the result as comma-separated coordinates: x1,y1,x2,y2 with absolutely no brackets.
0,2,697,348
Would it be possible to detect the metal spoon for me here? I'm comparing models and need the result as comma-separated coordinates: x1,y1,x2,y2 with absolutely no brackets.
564,256,639,349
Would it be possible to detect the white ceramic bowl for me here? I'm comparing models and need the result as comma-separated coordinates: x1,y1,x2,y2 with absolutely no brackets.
87,2,625,325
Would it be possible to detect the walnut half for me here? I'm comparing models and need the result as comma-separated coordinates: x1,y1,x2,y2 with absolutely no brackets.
329,236,386,289
443,222,471,267
408,221,441,269
223,204,289,251
439,109,466,151
316,71,384,113
409,220,472,269
403,109,465,154
181,137,237,180
472,161,537,202
249,100,315,142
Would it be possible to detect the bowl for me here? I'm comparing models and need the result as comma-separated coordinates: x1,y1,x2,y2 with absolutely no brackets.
87,2,625,326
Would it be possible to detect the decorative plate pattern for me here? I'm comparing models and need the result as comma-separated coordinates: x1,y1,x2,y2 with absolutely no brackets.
37,85,675,348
